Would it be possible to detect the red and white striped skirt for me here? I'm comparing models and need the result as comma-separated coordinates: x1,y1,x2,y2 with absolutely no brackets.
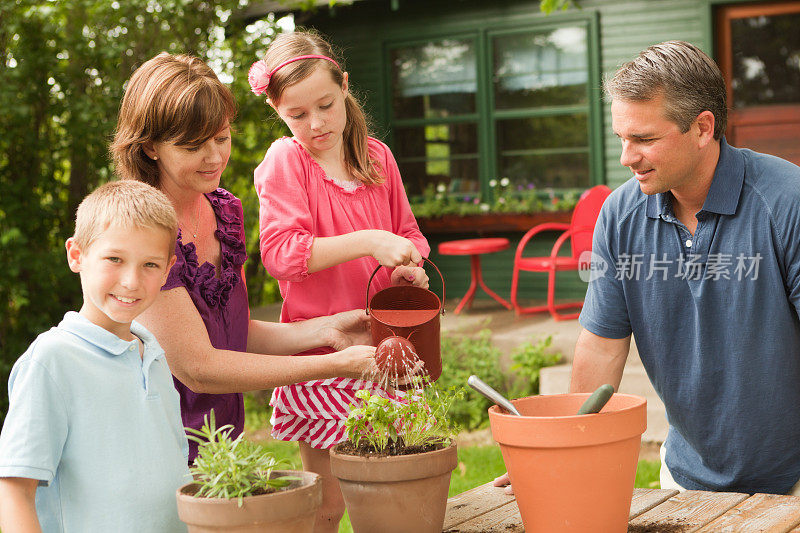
270,377,391,449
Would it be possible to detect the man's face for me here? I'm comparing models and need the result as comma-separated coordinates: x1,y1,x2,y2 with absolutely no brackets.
611,94,705,196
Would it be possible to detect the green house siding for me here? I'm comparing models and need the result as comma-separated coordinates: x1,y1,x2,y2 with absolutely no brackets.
280,0,747,302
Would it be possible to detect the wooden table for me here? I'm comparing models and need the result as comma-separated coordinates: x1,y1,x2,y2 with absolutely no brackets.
444,482,800,532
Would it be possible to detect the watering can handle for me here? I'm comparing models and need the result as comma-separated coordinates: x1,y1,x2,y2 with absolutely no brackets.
365,257,446,316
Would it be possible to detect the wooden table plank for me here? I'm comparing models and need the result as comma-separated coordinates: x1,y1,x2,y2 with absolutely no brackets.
694,493,800,533
630,488,680,519
628,490,749,532
444,502,522,533
444,482,515,530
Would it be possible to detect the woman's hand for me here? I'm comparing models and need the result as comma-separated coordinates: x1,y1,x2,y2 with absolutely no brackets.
390,265,429,289
492,472,514,495
369,231,423,267
321,309,372,351
330,345,379,379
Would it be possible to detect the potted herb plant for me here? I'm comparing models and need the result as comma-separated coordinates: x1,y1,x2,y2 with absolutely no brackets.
329,381,461,533
175,411,322,532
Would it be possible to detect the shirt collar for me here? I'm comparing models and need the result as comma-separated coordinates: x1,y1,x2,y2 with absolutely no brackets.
58,311,162,360
645,137,744,219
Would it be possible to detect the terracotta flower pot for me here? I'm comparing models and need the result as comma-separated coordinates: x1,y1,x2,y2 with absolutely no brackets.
489,393,646,533
329,443,458,533
175,470,322,532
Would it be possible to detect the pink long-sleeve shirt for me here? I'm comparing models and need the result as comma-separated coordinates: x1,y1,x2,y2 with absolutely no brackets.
255,136,430,326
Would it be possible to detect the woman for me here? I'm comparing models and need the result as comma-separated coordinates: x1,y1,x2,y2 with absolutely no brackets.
110,52,379,462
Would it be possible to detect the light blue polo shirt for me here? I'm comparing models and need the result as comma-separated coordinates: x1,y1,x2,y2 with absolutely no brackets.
0,312,191,532
581,139,800,494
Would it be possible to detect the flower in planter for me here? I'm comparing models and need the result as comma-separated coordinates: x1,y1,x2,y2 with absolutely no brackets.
409,179,582,219
343,378,462,455
187,410,295,506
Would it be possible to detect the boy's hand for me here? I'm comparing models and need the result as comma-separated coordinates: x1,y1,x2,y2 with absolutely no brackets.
322,309,372,351
369,231,423,267
331,345,379,379
391,265,429,289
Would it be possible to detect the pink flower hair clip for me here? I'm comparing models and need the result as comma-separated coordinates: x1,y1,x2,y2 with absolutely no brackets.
248,60,270,96
248,55,341,97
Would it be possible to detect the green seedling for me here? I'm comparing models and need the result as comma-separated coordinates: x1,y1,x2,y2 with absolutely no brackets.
344,377,463,454
187,410,296,507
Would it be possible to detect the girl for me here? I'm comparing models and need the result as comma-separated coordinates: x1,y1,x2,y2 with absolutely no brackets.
250,31,430,532
110,52,380,464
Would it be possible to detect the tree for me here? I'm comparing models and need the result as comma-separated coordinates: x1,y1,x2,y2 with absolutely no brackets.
0,0,290,418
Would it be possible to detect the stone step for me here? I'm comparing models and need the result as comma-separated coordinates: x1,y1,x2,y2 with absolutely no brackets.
539,363,667,443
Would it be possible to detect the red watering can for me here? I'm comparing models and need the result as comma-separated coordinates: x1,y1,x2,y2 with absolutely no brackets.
365,258,445,382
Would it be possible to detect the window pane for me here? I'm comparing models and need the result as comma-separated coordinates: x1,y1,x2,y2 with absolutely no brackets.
497,114,588,151
731,12,800,108
493,27,588,109
395,123,479,196
391,39,477,119
499,153,589,189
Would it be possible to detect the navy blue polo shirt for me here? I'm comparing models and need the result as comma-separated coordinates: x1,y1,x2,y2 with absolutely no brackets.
580,139,800,493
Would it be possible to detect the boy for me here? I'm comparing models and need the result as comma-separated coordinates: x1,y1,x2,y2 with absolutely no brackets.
0,180,191,532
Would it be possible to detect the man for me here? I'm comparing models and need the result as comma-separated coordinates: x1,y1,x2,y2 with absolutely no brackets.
497,40,800,495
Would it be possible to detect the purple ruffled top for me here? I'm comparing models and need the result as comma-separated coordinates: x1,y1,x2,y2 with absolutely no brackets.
162,188,249,463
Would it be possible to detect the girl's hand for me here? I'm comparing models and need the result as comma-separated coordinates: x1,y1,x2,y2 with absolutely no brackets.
369,230,423,267
391,265,429,289
331,345,379,379
322,309,372,351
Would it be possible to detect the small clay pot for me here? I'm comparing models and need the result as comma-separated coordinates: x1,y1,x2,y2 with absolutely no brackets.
175,470,321,532
330,443,457,533
375,335,419,375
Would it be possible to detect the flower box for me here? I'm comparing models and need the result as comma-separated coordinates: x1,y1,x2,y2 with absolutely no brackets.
417,211,572,235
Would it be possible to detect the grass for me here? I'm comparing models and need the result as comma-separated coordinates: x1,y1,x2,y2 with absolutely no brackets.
254,438,661,533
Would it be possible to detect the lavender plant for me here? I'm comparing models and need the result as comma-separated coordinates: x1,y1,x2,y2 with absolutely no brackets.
187,410,295,506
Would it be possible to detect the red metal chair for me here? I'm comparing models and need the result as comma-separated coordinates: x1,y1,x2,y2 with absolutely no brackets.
510,185,612,321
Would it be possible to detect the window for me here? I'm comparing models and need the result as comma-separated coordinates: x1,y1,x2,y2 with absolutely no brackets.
390,38,480,195
387,19,599,199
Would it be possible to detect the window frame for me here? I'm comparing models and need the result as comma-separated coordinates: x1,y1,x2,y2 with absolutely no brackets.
382,12,603,201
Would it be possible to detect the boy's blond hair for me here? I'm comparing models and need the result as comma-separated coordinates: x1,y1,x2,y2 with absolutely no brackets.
73,180,178,255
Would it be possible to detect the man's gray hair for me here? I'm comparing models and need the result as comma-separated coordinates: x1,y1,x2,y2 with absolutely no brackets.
605,41,727,140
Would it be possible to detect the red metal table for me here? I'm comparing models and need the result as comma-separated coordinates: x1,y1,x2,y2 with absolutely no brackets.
444,482,800,532
438,238,512,314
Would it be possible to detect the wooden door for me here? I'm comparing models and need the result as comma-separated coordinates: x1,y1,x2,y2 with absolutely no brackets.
716,2,800,165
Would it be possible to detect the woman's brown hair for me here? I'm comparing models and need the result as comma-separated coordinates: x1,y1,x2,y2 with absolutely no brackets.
111,53,237,186
261,30,383,185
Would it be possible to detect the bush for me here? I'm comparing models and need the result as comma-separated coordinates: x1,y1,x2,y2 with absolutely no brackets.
437,330,508,430
437,330,563,430
509,335,563,398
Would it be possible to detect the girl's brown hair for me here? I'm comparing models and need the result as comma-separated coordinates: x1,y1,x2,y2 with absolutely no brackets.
262,30,383,185
111,53,237,186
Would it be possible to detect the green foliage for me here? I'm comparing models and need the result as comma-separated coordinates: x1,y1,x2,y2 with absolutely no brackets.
437,331,562,429
635,460,661,489
410,180,581,219
539,0,573,14
0,1,313,421
187,411,294,506
437,330,509,430
509,335,563,398
344,380,461,453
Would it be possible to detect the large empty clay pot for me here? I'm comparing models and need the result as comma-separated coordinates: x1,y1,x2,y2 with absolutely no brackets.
330,443,457,533
489,393,646,533
175,470,321,532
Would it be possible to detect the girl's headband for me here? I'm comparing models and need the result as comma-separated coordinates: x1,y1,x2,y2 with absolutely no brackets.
248,55,341,96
